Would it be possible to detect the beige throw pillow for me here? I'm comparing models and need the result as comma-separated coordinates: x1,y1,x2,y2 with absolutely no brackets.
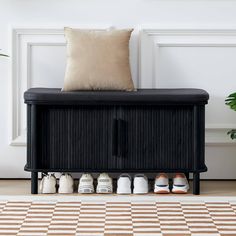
63,27,135,91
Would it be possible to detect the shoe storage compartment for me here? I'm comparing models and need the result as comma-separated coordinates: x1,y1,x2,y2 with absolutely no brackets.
24,88,209,195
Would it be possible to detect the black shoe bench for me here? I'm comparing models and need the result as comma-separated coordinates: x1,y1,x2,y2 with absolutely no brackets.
24,88,209,195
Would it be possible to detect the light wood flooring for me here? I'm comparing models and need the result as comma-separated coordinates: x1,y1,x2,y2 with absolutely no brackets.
0,180,235,196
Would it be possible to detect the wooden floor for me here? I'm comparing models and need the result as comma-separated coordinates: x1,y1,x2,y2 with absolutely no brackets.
0,180,235,196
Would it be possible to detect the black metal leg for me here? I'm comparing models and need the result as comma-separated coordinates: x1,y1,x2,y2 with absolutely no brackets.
193,172,200,195
31,172,38,194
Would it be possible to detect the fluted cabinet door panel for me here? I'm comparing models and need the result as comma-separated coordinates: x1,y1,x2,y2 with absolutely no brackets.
37,105,118,170
118,105,194,170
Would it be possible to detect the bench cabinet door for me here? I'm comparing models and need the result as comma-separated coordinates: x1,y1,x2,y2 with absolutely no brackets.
34,105,121,171
117,105,195,171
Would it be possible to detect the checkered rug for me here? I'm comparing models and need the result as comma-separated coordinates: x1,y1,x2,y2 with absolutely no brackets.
0,200,236,235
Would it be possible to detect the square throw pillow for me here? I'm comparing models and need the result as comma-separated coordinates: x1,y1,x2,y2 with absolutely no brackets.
63,27,135,91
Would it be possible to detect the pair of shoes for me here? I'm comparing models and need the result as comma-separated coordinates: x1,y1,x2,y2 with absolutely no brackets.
78,173,113,194
39,173,74,194
117,174,148,194
154,173,189,194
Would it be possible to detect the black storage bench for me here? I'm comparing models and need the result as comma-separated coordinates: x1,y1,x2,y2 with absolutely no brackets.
24,88,209,195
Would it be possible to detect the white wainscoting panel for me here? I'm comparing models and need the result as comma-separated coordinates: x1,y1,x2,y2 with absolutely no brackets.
140,29,236,145
11,28,66,146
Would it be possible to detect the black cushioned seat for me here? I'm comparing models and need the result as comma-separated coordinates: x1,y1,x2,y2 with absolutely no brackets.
24,88,209,105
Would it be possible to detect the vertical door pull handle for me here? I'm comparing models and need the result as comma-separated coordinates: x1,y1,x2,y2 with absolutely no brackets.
112,119,118,156
117,119,126,158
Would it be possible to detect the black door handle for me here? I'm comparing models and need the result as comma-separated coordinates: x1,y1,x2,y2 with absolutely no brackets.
117,119,126,158
112,119,118,156
112,118,126,157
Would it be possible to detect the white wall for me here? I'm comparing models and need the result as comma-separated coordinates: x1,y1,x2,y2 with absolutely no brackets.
1,0,236,178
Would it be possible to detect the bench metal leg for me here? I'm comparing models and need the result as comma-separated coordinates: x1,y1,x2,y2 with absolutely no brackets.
31,172,38,194
193,172,200,195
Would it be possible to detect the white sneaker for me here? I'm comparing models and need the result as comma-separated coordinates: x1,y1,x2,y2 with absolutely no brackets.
172,173,189,194
117,173,131,194
39,173,57,194
58,173,74,194
78,173,94,194
133,174,148,194
96,173,113,194
154,173,170,194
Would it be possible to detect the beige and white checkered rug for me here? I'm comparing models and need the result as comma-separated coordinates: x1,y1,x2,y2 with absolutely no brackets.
1,200,236,235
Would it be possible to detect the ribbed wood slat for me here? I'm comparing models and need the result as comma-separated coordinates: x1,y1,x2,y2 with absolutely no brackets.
119,105,195,170
37,105,116,170
26,104,205,172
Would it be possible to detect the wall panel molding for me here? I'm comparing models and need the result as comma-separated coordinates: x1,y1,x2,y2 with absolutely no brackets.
140,29,236,145
11,28,66,146
140,29,236,88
